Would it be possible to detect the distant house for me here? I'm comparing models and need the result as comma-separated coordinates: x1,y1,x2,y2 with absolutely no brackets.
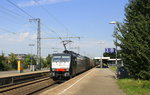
8,54,27,60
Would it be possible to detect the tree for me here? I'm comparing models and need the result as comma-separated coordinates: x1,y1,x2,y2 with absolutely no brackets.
40,58,46,68
46,54,51,67
103,52,115,58
0,53,6,71
0,52,13,71
115,0,150,79
103,50,121,59
22,54,36,69
9,53,17,70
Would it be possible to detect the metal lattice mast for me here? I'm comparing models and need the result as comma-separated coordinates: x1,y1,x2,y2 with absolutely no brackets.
29,18,41,70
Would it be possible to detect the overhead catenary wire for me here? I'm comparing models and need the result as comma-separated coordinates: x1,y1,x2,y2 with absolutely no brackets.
0,27,16,34
0,9,29,27
0,3,38,34
33,0,65,36
6,0,34,18
40,23,63,40
33,0,77,38
6,0,65,57
0,11,21,26
6,0,78,42
0,5,27,19
6,0,63,41
33,0,69,34
5,0,81,53
40,23,65,39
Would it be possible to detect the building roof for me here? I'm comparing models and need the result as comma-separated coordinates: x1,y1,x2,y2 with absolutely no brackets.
94,57,110,60
94,57,122,61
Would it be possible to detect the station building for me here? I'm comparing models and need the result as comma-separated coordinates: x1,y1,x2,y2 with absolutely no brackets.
94,57,123,67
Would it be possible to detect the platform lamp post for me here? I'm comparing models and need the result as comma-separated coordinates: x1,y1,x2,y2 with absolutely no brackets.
29,44,35,71
98,41,104,68
109,21,118,67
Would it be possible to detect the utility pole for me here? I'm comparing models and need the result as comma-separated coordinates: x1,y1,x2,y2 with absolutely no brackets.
109,21,119,67
98,41,104,68
28,44,35,71
29,18,41,70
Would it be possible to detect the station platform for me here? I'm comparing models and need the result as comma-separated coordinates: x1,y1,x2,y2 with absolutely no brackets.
40,68,125,95
0,68,49,78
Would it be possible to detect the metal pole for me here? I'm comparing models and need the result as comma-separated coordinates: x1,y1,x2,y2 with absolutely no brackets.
98,42,104,68
29,18,41,70
29,44,35,71
78,46,80,54
115,34,118,67
109,21,118,67
37,19,41,70
100,44,103,68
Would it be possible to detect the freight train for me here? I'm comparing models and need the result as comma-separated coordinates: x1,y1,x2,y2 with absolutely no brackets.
50,50,95,81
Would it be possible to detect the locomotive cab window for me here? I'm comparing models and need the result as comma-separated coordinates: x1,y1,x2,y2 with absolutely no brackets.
53,56,61,62
62,56,70,62
52,56,70,62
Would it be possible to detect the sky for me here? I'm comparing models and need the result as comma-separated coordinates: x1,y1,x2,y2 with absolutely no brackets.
0,0,128,58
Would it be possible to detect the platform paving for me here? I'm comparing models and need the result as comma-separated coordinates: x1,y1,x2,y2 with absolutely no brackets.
40,68,126,95
0,68,49,78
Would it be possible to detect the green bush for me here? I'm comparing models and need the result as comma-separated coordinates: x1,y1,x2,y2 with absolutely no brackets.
3,63,12,71
138,71,150,80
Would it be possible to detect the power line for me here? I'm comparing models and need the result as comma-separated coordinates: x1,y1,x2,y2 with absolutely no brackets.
41,37,80,39
6,0,81,51
33,0,69,32
6,0,34,18
33,0,77,38
0,27,16,34
0,5,27,19
0,2,38,32
0,6,26,25
6,0,63,40
0,11,22,26
40,23,63,40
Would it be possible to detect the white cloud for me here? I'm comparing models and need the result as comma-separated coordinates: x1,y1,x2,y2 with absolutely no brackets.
29,33,37,40
18,0,71,7
0,35,4,39
0,32,37,42
0,33,15,41
19,32,30,40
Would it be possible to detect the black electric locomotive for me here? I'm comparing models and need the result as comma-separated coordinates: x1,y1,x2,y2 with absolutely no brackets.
50,50,93,81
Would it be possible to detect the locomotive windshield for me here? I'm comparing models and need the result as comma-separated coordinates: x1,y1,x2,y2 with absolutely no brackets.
62,56,70,62
53,56,70,62
53,56,61,62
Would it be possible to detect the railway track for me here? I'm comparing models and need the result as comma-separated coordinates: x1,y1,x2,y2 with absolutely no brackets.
0,77,58,95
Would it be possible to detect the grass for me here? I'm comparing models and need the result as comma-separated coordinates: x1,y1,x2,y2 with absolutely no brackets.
109,66,116,72
117,79,150,95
